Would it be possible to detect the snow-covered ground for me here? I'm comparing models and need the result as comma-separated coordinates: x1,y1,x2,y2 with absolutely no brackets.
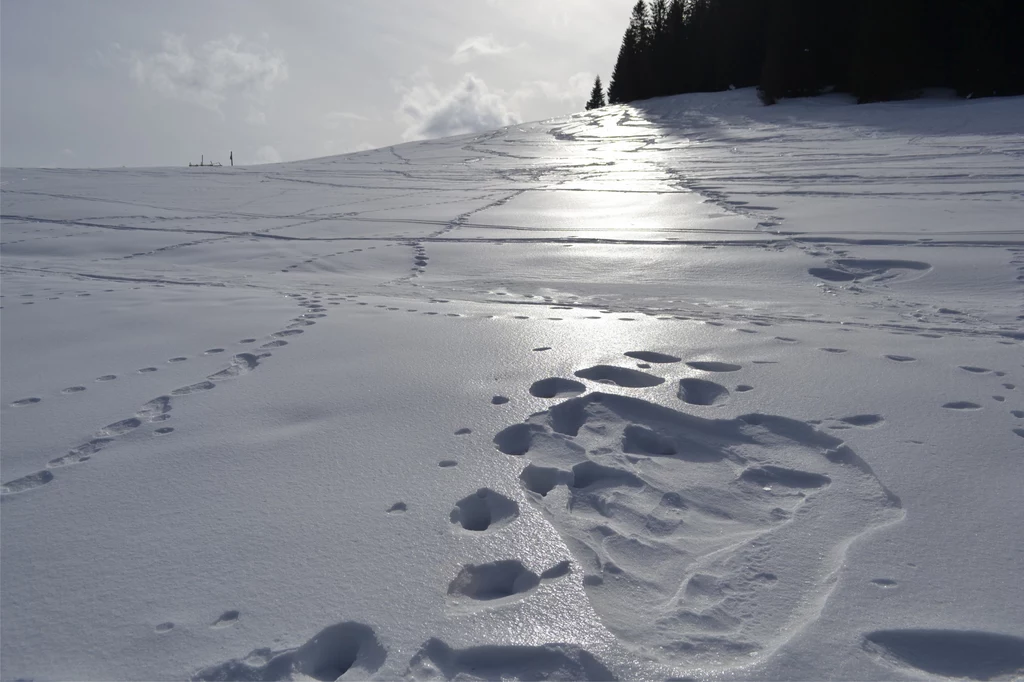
2,89,1023,681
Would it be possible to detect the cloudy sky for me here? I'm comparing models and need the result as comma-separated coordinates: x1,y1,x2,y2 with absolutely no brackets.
1,0,634,168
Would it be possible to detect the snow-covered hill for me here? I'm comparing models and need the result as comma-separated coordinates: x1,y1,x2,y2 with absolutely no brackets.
2,89,1023,681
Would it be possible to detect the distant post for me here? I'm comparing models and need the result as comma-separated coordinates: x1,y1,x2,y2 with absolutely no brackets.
230,151,233,167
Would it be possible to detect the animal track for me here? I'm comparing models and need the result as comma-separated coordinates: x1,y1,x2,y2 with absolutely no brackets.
678,378,730,406
194,621,387,681
530,377,587,399
62,386,87,394
885,355,916,362
11,397,41,406
387,501,408,513
491,395,509,405
96,375,117,381
450,488,519,532
574,365,664,388
493,392,901,667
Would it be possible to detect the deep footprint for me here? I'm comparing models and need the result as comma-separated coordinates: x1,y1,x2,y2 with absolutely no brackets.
171,381,216,396
447,560,540,601
530,377,587,399
1,470,54,495
942,401,982,410
450,488,519,532
624,351,681,364
863,629,1024,680
678,378,730,406
574,365,664,388
212,610,240,628
193,621,386,681
493,392,902,668
686,360,742,372
406,639,613,681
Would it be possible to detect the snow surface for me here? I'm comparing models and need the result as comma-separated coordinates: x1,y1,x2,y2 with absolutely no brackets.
2,89,1023,681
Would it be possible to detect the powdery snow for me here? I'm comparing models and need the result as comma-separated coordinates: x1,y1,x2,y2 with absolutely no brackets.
2,89,1023,681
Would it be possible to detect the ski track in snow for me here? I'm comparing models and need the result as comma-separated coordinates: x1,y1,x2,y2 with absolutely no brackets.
3,89,1024,680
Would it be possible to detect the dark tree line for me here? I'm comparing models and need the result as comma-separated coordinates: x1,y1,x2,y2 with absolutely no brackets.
595,0,1023,108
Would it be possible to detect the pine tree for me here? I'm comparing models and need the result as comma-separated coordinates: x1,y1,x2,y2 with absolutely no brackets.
586,76,607,109
627,0,654,99
608,27,637,104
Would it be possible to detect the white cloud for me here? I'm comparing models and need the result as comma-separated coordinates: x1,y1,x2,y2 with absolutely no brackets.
512,72,594,107
397,73,520,141
254,145,282,164
324,111,369,129
450,35,516,64
246,108,267,125
131,34,287,115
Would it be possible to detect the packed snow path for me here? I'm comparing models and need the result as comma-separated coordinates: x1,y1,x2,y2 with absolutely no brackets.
2,90,1023,680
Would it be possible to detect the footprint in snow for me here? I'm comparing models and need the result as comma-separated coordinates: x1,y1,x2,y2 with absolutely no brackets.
863,629,1024,681
575,365,664,388
686,360,742,372
624,350,681,363
450,489,518,532
942,401,982,410
678,378,730,406
194,621,386,681
492,391,902,668
211,610,240,628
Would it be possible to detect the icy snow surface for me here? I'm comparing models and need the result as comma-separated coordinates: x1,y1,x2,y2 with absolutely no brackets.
2,89,1023,681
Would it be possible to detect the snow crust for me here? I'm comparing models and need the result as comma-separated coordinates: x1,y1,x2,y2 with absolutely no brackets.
2,88,1023,680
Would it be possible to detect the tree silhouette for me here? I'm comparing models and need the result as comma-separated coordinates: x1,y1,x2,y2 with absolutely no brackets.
586,76,607,110
599,0,1022,108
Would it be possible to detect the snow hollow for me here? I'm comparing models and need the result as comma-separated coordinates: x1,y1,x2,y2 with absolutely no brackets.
2,89,1023,681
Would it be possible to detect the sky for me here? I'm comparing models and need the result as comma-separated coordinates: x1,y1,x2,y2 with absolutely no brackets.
0,0,634,168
